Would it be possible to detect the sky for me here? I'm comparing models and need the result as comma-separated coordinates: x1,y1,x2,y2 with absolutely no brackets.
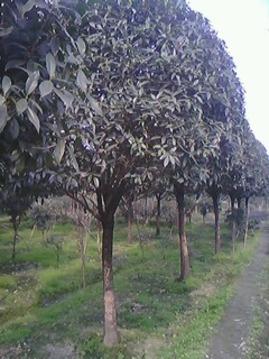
188,0,269,151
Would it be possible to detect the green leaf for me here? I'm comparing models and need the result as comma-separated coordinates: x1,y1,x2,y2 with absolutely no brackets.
0,105,8,133
77,37,86,55
87,95,103,116
39,80,54,97
93,177,100,188
68,145,79,171
54,88,74,109
0,26,13,37
46,53,56,79
20,0,36,17
164,156,169,167
76,69,88,93
27,107,40,132
54,138,66,164
5,60,26,71
2,76,11,96
25,71,39,96
16,99,28,115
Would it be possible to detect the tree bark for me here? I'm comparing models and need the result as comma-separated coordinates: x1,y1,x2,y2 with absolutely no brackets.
212,193,221,254
230,195,236,254
102,213,120,347
174,185,190,281
243,197,250,247
144,196,149,224
56,246,60,268
11,217,18,261
127,198,134,243
81,250,86,289
156,194,161,237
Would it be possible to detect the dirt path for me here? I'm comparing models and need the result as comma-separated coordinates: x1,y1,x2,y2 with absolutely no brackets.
206,223,269,359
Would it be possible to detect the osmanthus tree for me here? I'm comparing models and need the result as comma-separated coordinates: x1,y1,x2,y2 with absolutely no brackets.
0,0,95,177
201,49,246,254
206,130,246,254
154,184,167,237
120,192,136,243
0,181,33,261
0,190,33,261
42,0,245,345
167,10,247,276
146,177,170,237
238,134,269,246
223,126,269,250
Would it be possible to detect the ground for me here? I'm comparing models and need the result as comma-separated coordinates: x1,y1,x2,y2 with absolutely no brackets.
206,223,269,359
0,214,264,358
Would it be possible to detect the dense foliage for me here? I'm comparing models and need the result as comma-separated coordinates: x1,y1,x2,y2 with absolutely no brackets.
0,0,268,348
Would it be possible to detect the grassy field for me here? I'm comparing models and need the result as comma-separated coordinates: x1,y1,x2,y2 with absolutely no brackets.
0,215,260,358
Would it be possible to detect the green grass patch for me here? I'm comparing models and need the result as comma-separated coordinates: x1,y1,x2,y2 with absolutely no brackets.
0,216,261,358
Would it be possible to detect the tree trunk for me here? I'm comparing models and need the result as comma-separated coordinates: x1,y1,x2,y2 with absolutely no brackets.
81,251,86,289
102,214,120,347
212,193,221,254
156,195,161,236
97,220,102,258
127,198,134,243
11,217,18,261
56,246,60,268
188,213,192,224
243,197,250,247
230,195,236,254
174,185,190,281
144,197,149,224
237,197,241,209
203,214,205,224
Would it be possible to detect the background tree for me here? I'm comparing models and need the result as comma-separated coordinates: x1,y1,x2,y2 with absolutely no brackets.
0,186,33,260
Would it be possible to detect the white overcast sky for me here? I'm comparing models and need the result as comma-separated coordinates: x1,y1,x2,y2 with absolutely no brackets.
188,0,269,151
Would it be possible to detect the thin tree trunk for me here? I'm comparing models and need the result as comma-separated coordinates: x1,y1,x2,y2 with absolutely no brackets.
144,197,149,224
97,220,102,258
11,217,17,261
243,197,250,247
102,214,120,347
156,195,161,236
212,193,221,254
79,229,87,289
127,198,134,243
175,185,190,281
230,195,236,254
81,251,86,289
203,214,205,224
237,197,241,209
56,246,60,268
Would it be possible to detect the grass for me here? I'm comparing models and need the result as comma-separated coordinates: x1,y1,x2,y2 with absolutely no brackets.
0,216,261,358
247,263,269,359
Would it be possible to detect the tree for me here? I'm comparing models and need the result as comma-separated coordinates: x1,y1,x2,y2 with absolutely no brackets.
55,0,247,343
168,7,246,276
154,182,168,237
199,198,211,223
0,0,254,347
0,186,33,260
0,0,93,183
240,135,269,246
120,192,136,243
